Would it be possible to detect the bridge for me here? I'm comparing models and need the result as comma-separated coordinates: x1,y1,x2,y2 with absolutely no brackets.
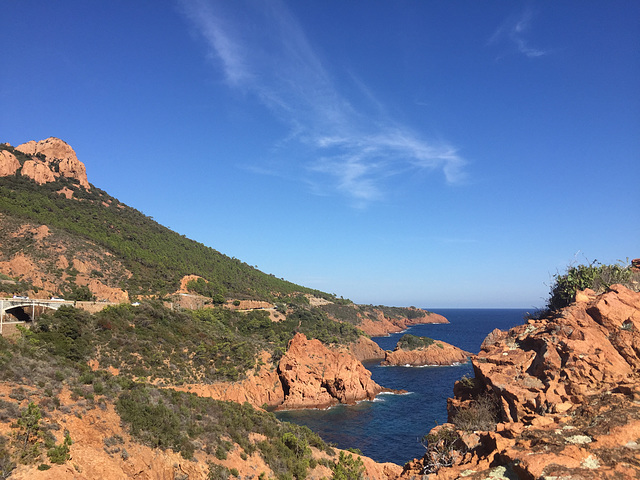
0,297,74,334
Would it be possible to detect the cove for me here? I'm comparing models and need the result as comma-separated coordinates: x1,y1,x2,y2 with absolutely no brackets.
275,308,528,466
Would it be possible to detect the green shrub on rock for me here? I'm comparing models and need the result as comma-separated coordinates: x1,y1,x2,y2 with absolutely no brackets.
545,260,639,313
396,334,435,350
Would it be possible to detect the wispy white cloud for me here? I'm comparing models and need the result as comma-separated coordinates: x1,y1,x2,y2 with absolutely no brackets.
489,8,547,59
179,0,466,205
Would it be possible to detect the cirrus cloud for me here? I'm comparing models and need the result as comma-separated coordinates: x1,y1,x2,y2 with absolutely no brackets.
179,0,467,205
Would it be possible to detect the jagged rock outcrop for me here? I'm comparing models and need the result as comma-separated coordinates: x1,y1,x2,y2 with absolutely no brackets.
276,333,388,410
0,150,20,176
381,340,470,367
349,335,386,362
10,137,90,189
173,336,394,411
172,352,286,407
403,285,640,479
358,310,448,337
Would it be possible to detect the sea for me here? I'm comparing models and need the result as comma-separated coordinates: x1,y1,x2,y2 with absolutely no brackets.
275,308,529,466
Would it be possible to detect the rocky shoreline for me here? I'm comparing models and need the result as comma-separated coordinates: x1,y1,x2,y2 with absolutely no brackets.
402,284,640,479
174,333,402,411
358,310,449,337
381,339,471,367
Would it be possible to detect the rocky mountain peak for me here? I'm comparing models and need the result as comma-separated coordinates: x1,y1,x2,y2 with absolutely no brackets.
2,137,90,189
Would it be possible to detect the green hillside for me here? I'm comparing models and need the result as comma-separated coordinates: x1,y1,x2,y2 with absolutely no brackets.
0,144,333,302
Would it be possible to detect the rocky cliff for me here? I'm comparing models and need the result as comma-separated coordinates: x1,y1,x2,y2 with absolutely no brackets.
8,137,90,189
173,334,391,411
349,335,386,362
403,285,640,479
358,310,448,337
381,340,470,367
277,333,388,410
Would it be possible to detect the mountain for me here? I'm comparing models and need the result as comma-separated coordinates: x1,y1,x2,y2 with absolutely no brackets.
0,138,337,302
0,138,446,334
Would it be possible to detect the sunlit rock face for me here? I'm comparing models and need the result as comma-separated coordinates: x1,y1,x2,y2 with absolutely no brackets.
403,285,640,479
14,137,90,189
276,332,386,410
381,340,471,367
0,150,21,176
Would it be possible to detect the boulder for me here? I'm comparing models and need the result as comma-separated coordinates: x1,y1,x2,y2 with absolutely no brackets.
0,150,20,176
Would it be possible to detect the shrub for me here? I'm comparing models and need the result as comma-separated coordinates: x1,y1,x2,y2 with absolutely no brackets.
332,451,365,480
544,260,639,313
47,433,72,464
15,402,42,464
208,463,230,480
420,426,465,474
396,334,435,350
451,393,500,432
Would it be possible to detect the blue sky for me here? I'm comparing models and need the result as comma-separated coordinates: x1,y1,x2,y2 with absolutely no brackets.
1,1,638,308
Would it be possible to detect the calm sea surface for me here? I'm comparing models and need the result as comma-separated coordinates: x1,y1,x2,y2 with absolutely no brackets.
275,308,529,466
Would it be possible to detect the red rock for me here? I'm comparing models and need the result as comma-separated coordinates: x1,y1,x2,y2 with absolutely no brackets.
15,137,90,189
402,285,640,479
381,340,470,367
357,309,448,337
348,335,386,362
277,333,385,410
0,150,20,176
20,159,57,184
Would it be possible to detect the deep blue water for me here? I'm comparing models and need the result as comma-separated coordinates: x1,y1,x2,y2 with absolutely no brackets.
275,308,528,466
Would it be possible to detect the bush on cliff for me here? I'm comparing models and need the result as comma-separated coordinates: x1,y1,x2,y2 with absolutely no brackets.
450,392,500,432
420,426,465,474
544,260,639,313
396,334,435,350
331,451,365,480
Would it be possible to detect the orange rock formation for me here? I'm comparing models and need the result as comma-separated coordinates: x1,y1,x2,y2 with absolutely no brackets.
277,333,388,410
1,137,91,189
403,284,640,479
358,310,448,337
0,150,20,176
173,335,393,411
381,340,471,367
349,335,386,362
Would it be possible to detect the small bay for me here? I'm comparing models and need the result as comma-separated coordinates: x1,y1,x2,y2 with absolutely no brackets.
275,308,529,466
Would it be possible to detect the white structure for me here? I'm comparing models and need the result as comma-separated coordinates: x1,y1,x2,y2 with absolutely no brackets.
0,297,74,334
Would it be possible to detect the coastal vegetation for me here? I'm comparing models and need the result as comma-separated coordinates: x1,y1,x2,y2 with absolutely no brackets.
0,305,357,479
420,426,464,474
28,302,363,384
395,334,437,350
544,259,639,312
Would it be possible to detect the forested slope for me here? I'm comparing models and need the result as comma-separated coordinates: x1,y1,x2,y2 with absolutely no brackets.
0,143,330,301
